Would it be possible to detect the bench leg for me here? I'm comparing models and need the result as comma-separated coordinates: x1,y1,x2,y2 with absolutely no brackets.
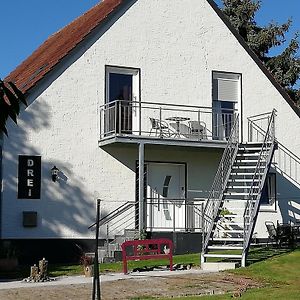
123,259,128,274
169,255,173,271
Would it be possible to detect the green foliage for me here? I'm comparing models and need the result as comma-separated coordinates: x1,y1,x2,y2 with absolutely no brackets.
221,0,300,104
0,78,27,135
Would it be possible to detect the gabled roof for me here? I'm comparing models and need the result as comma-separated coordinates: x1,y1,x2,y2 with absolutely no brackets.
5,0,299,116
5,0,124,93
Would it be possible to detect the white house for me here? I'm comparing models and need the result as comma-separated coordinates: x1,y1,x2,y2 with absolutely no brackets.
1,0,300,265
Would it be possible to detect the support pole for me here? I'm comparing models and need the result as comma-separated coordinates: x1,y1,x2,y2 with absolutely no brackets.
92,199,101,300
139,142,145,237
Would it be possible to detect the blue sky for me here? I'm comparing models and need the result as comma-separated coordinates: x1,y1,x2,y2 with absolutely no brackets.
1,0,299,80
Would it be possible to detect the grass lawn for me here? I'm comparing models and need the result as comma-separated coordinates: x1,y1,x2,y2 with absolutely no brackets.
49,252,201,277
0,252,201,279
157,247,300,300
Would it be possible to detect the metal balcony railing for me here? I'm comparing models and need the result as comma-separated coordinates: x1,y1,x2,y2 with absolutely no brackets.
99,100,237,142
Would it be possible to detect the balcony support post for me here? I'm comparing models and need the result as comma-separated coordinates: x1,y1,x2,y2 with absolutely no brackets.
138,142,145,237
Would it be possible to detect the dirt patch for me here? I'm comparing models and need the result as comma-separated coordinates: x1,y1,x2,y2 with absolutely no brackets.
0,272,260,300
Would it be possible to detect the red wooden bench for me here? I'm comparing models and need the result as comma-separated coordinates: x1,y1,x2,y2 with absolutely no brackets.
121,238,173,274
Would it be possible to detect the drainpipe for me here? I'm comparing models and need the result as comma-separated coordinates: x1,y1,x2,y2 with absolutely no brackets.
138,142,145,237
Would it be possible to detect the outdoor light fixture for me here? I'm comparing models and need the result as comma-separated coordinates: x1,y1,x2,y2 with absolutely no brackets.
51,166,59,182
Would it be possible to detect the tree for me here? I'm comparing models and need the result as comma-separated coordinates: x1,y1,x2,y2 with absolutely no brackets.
220,0,300,103
0,79,27,135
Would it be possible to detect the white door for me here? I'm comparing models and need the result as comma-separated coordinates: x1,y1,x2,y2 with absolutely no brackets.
146,163,186,231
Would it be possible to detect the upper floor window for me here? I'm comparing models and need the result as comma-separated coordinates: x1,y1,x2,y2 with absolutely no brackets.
212,71,241,139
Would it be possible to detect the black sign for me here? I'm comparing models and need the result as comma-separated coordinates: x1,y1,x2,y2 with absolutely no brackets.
18,156,41,199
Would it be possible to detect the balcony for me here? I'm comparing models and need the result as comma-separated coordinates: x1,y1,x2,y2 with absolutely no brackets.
99,100,237,148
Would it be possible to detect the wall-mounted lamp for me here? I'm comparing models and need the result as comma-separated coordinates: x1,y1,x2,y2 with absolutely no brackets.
51,166,59,182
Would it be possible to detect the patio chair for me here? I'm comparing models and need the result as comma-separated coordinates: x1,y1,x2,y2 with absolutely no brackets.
149,118,172,138
188,121,207,140
265,221,279,247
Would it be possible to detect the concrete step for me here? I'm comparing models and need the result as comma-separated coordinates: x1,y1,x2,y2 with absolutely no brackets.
201,262,238,271
124,229,139,238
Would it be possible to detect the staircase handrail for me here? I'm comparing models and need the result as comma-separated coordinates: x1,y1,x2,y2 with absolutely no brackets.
242,109,276,264
88,201,135,229
248,112,300,185
202,113,240,252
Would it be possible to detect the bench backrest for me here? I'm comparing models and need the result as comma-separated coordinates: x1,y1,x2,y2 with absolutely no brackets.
121,238,173,257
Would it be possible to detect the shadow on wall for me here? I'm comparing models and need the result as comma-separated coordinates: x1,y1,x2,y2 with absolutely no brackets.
2,99,96,263
276,170,300,224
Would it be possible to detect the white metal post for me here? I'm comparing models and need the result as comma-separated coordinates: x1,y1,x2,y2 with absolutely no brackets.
138,142,145,236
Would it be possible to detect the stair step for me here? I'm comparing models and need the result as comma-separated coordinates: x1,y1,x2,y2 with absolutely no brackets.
207,245,244,250
217,222,247,226
228,179,260,182
232,165,265,169
223,198,249,201
238,146,263,150
219,207,245,210
203,254,243,258
219,214,239,218
237,153,260,157
230,172,262,176
217,230,244,233
226,185,253,189
224,192,258,196
210,237,244,242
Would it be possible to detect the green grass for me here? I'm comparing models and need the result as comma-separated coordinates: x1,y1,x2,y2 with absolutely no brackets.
0,253,201,279
156,247,300,300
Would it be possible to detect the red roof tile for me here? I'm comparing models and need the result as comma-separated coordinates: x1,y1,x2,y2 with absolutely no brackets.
5,0,124,93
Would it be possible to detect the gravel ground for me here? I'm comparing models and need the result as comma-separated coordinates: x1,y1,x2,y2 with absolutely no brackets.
0,269,259,300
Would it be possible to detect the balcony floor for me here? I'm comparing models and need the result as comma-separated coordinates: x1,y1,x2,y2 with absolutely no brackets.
98,134,227,149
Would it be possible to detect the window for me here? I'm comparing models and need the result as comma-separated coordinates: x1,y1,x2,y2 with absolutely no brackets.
261,173,276,206
212,72,240,103
212,72,241,140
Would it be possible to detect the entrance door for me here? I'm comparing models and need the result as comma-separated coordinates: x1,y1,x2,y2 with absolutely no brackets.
146,163,186,231
105,67,140,135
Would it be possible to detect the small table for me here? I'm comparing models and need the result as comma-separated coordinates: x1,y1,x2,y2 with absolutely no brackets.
165,116,190,136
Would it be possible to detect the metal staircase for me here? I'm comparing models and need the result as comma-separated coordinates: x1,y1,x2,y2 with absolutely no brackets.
201,110,277,267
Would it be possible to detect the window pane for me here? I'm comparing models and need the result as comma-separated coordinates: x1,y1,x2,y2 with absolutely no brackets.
109,73,132,102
